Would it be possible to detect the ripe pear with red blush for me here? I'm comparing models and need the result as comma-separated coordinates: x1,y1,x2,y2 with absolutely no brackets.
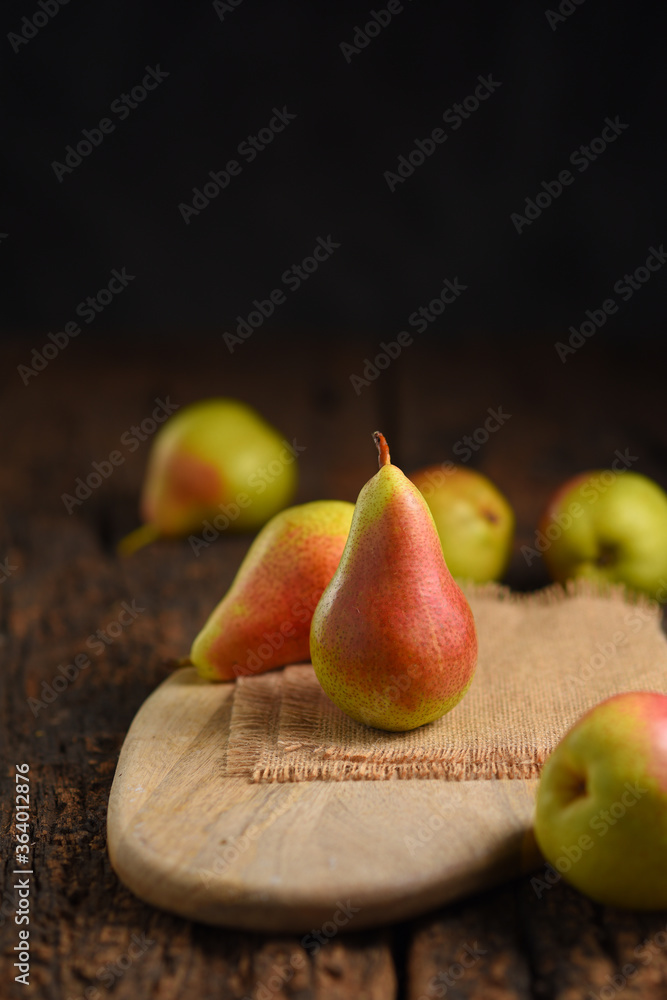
118,398,297,555
310,433,478,732
535,691,667,908
190,500,354,680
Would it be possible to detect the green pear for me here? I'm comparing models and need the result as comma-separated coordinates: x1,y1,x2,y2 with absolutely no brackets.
539,469,667,600
310,433,478,732
190,500,354,680
118,398,297,554
410,464,515,582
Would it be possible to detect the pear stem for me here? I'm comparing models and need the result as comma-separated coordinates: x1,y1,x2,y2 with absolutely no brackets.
373,431,391,468
116,522,161,557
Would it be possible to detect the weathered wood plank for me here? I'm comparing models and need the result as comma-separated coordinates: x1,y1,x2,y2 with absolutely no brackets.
0,341,394,999
405,884,533,1000
396,338,667,999
4,337,667,998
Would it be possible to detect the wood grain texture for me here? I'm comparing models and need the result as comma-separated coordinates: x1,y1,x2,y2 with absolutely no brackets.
3,339,667,998
108,667,539,933
0,340,397,1000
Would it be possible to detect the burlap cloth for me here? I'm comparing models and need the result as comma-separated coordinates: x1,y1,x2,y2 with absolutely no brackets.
225,581,667,782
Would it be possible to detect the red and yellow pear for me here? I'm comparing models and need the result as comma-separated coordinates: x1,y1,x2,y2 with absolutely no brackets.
534,691,667,908
119,398,297,555
310,433,478,732
190,500,354,680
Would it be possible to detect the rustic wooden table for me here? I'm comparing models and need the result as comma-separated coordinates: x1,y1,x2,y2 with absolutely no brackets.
2,333,667,999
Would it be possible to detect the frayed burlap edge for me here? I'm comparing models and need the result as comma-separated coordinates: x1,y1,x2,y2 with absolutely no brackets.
225,579,664,783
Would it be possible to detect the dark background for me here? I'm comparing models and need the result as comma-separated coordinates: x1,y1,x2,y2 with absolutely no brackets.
4,9,667,996
2,0,666,343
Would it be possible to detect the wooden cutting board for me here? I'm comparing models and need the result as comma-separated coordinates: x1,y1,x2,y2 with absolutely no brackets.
107,666,541,933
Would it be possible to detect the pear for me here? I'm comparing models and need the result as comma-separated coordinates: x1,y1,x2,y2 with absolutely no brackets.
118,398,297,555
410,464,515,583
190,500,354,680
310,433,478,732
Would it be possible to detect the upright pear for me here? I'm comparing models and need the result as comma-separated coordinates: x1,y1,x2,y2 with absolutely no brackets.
310,433,478,731
190,500,354,680
118,398,297,555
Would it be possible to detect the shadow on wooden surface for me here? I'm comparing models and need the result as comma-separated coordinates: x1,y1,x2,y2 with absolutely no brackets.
2,335,667,998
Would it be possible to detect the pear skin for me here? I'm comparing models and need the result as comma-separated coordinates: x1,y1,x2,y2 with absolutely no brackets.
534,692,667,909
410,464,515,582
190,500,354,680
119,399,297,555
538,470,667,599
310,433,478,732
